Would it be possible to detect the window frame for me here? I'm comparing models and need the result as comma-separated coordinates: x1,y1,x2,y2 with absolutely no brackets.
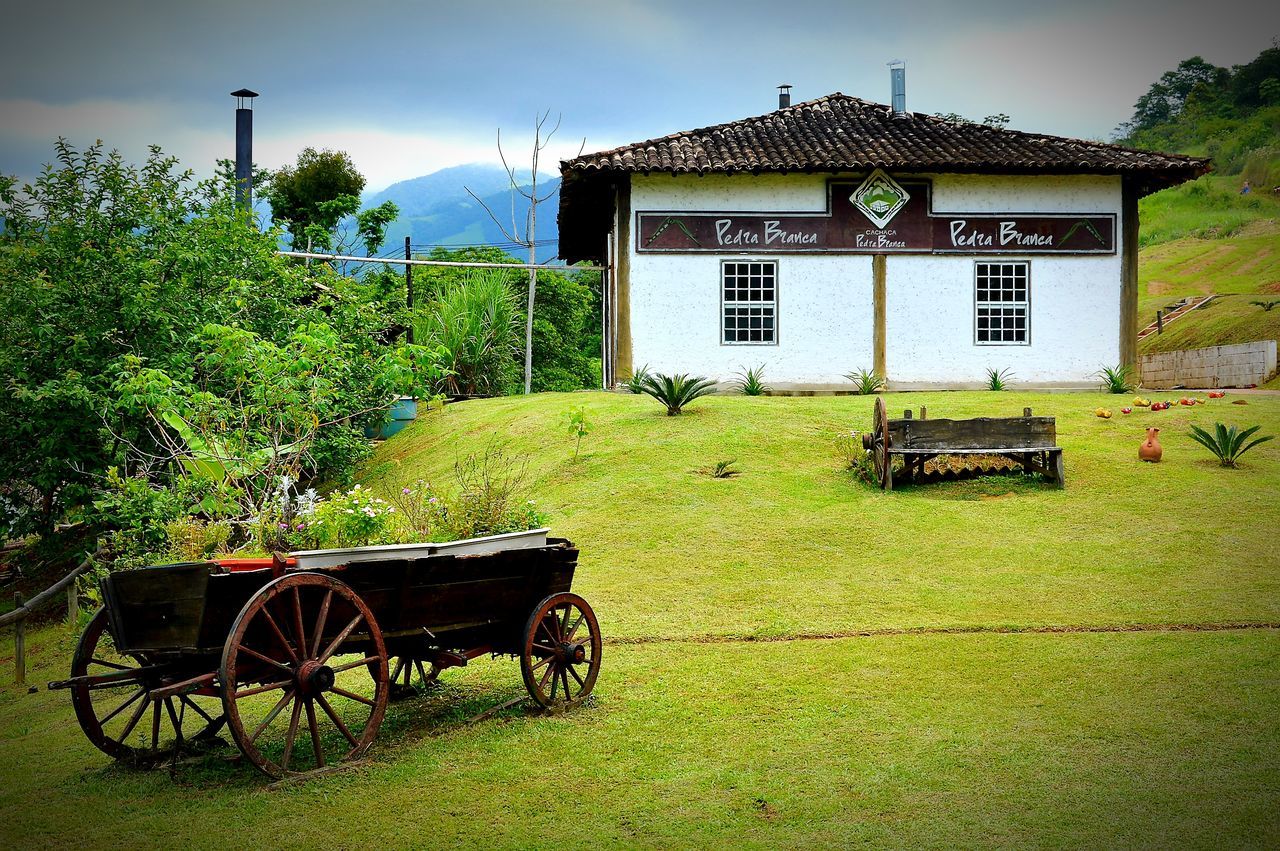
720,259,779,346
973,260,1031,346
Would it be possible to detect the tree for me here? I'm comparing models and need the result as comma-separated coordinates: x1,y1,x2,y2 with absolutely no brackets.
356,201,400,256
266,147,365,249
466,111,579,394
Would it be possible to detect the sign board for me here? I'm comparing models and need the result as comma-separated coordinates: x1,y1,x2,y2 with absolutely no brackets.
636,172,1116,255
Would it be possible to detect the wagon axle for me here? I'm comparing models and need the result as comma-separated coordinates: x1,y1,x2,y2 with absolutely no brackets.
294,660,336,697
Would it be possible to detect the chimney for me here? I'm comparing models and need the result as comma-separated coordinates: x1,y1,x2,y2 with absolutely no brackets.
777,83,792,109
230,88,258,212
888,61,906,114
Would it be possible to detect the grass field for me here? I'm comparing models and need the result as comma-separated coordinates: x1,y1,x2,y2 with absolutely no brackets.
2,391,1278,848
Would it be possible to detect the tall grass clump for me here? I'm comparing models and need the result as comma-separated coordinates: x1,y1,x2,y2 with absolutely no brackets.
845,368,884,395
1188,423,1274,468
735,365,770,396
413,269,520,395
640,373,717,415
624,364,651,394
1095,364,1134,394
985,367,1014,391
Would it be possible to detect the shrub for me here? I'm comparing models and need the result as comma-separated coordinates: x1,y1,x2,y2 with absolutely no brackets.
1188,423,1274,467
845,368,885,395
735,365,770,396
985,367,1014,391
710,459,739,478
413,269,521,396
164,518,231,561
1095,364,1134,394
640,373,717,415
311,484,397,548
625,364,651,394
447,441,547,538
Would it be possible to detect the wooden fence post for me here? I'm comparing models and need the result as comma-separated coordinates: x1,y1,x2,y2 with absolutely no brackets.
67,584,78,628
14,592,25,686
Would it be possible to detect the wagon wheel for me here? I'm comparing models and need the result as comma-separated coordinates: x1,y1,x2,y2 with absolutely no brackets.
389,655,441,699
70,607,226,763
520,593,601,711
220,573,389,778
869,396,892,489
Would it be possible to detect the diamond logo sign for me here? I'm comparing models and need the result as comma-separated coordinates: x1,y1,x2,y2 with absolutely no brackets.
851,169,910,229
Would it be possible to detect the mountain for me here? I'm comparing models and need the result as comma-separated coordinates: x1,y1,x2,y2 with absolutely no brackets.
361,164,562,261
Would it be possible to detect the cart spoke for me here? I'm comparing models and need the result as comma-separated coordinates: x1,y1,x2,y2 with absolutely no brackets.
330,655,382,674
559,605,573,639
390,658,406,684
329,685,376,707
532,642,557,654
567,664,586,688
150,700,162,750
97,685,145,721
260,605,299,665
311,590,333,659
281,695,304,771
315,693,358,747
179,695,216,725
164,697,183,742
116,691,151,744
305,698,324,768
236,678,292,699
549,668,559,700
563,611,585,642
531,655,553,672
318,614,365,664
90,657,132,671
561,668,572,701
237,643,294,674
291,586,308,659
249,690,296,743
538,660,556,692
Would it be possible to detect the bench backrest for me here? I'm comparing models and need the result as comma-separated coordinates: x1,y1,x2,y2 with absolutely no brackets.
887,416,1057,451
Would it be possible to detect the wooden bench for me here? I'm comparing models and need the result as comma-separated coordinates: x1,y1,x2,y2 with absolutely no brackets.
861,397,1064,490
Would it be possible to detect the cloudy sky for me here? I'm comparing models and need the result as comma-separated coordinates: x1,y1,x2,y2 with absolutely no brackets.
2,0,1277,192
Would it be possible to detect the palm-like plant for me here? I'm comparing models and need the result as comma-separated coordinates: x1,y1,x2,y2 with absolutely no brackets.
735,365,769,396
985,367,1014,391
640,372,717,415
413,270,520,395
1188,422,1274,467
1095,364,1134,394
624,364,651,394
845,368,885,395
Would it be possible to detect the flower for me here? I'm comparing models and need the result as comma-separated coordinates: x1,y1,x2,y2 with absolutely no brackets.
402,487,412,495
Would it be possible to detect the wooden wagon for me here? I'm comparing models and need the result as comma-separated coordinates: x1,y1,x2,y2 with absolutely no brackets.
861,397,1065,490
49,531,600,779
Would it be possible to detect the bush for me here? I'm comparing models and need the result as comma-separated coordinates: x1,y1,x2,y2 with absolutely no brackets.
985,367,1014,391
413,269,521,396
310,484,397,548
164,518,231,561
1095,364,1134,394
845,368,885,395
735,365,770,396
625,364,651,394
1188,423,1274,467
640,373,717,415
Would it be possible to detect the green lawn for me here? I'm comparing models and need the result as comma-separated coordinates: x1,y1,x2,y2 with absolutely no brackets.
2,391,1278,847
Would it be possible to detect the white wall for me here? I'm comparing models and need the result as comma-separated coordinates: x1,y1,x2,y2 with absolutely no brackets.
627,172,1124,387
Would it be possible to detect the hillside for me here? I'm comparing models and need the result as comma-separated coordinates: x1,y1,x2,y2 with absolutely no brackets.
357,163,561,260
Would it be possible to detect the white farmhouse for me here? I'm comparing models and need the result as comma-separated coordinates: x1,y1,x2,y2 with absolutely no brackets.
558,89,1207,390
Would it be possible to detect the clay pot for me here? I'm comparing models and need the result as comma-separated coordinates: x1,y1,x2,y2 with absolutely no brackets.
1139,427,1162,463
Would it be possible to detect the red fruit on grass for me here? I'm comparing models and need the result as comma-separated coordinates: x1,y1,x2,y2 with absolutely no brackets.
1121,407,1132,414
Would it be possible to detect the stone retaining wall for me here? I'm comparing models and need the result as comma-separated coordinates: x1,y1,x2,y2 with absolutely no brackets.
1140,340,1277,389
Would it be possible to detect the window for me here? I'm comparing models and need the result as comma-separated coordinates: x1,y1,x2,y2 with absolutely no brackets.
975,262,1029,344
722,261,777,344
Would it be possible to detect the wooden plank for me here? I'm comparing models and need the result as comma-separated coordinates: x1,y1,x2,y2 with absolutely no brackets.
1120,177,1139,379
891,446,1060,454
888,416,1057,451
873,254,886,380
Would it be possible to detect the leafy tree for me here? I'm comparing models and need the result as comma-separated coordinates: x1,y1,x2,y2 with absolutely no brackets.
356,201,401,256
266,147,365,249
0,140,443,539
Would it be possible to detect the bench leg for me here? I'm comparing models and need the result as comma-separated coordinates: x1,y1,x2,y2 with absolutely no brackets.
1051,451,1065,488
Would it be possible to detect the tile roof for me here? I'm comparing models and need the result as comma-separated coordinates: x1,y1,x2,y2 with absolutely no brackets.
564,93,1207,177
558,93,1210,263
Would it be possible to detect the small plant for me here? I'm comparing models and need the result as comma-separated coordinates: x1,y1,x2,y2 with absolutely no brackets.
625,364,652,394
985,367,1014,391
845,368,884,395
710,459,739,478
1250,300,1279,312
1188,422,1274,467
1095,364,1134,394
311,485,397,548
640,372,717,416
735,365,770,396
164,518,232,561
563,406,592,460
